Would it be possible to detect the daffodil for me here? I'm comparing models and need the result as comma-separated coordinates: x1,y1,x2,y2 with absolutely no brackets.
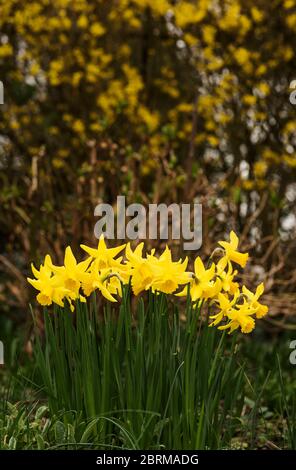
218,302,257,334
80,235,125,270
215,257,239,294
178,257,221,302
27,255,70,307
209,291,239,327
126,243,189,295
49,246,90,299
210,283,268,334
218,231,249,268
148,246,189,294
242,283,268,318
81,236,129,285
27,234,268,335
80,259,119,302
125,242,155,295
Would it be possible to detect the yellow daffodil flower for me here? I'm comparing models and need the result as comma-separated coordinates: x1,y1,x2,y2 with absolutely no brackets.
242,283,268,318
216,257,239,294
148,246,189,294
126,243,189,295
81,236,129,286
80,258,122,302
177,257,221,301
80,235,125,270
27,255,70,307
218,302,257,334
50,246,90,298
209,291,239,327
218,231,249,268
27,234,268,335
125,242,156,295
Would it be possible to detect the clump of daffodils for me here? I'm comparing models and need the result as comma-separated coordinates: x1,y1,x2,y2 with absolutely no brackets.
27,232,268,334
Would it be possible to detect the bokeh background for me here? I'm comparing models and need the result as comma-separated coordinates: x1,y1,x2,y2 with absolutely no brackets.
0,0,296,329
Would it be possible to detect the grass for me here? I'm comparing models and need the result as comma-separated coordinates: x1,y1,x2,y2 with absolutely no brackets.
0,290,295,450
32,287,251,449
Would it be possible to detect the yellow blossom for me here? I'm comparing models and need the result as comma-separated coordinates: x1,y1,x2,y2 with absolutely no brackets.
242,283,268,318
218,231,249,268
177,257,220,302
27,255,71,308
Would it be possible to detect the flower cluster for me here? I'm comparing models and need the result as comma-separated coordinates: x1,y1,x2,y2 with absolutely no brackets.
27,232,268,334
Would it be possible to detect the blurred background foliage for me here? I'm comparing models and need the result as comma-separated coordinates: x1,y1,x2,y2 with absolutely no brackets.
0,0,296,326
